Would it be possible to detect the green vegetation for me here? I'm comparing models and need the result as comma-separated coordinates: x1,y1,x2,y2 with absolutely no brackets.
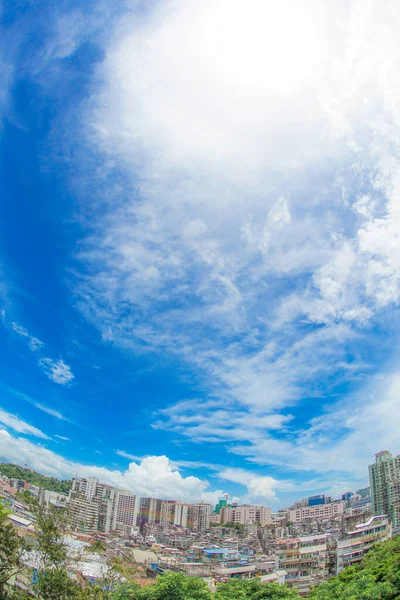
221,521,245,533
0,463,72,494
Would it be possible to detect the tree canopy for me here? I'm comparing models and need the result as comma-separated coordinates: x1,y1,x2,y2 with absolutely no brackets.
0,463,72,495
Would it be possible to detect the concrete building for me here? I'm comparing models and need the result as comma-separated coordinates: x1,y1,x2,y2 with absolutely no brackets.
221,505,272,526
288,501,345,523
369,451,400,525
336,515,391,573
116,491,138,528
69,477,128,533
190,503,211,531
173,503,191,528
210,512,221,524
138,497,163,526
275,534,332,595
68,494,99,534
160,500,176,527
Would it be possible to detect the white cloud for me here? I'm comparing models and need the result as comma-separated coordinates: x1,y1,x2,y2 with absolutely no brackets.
7,320,75,386
229,369,400,483
0,409,49,440
5,388,68,421
66,0,400,479
38,358,74,385
54,435,70,441
0,431,226,503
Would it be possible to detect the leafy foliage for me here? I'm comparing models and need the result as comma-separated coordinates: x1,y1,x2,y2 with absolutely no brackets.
309,534,400,600
0,503,27,597
0,463,71,494
215,578,299,600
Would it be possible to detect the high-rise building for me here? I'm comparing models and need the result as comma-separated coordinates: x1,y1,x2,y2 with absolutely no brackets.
368,450,400,522
138,497,163,526
68,494,99,534
116,491,138,528
69,477,135,533
190,503,211,531
173,502,191,528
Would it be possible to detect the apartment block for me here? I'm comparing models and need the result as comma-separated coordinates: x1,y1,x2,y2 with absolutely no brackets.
116,491,138,528
288,501,345,523
275,534,331,595
138,497,163,526
69,477,137,534
221,504,272,526
190,503,211,531
369,451,400,523
173,502,191,528
336,515,391,573
68,494,99,534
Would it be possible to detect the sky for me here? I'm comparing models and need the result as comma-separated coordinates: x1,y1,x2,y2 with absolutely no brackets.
1,0,400,510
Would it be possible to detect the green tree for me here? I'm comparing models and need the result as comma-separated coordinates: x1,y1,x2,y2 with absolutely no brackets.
215,578,299,600
0,464,71,494
309,569,394,600
22,494,80,600
0,503,26,598
141,573,211,600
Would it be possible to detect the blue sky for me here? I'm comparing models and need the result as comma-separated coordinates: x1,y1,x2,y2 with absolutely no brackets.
1,0,400,509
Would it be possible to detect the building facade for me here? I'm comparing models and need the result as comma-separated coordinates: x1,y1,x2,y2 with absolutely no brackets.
275,534,332,595
288,501,345,523
336,515,391,573
369,451,400,524
221,505,272,526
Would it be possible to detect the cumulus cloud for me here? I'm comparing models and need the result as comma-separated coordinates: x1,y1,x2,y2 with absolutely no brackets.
0,431,227,503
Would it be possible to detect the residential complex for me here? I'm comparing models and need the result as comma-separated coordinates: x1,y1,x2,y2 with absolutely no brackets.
336,515,391,573
369,450,400,526
69,477,137,534
275,534,332,595
138,498,211,531
288,501,345,523
221,504,272,526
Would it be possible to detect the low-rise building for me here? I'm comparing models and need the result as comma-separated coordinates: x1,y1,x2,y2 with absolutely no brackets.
288,502,345,523
275,534,332,595
336,515,391,573
221,505,272,526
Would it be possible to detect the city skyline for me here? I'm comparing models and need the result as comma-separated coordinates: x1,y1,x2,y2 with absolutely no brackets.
2,0,400,510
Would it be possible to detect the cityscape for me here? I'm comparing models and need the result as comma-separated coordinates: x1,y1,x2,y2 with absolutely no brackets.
2,449,399,595
2,0,400,598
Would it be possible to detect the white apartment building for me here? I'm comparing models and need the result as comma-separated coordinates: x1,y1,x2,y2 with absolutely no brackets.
222,505,272,526
116,491,138,528
174,503,191,527
69,477,137,534
288,501,345,523
336,515,391,573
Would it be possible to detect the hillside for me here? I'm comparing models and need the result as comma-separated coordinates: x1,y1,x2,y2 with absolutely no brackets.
0,462,72,494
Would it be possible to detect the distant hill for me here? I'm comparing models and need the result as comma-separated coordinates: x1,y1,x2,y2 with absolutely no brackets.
0,462,72,495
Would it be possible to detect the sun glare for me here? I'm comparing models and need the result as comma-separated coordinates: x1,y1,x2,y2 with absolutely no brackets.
201,0,321,94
